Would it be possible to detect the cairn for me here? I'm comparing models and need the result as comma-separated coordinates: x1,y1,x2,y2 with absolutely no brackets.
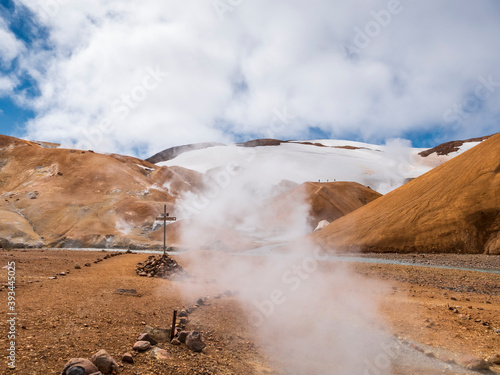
135,254,186,279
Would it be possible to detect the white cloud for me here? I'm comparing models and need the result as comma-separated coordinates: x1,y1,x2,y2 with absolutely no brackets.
0,19,24,67
12,0,500,156
0,18,23,98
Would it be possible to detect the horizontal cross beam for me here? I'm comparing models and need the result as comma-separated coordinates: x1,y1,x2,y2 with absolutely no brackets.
156,216,177,221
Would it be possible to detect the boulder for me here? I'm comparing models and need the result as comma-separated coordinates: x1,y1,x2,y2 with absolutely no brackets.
91,349,118,374
186,331,206,352
62,358,100,375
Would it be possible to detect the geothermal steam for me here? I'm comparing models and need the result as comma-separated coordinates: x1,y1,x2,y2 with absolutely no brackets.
175,148,391,374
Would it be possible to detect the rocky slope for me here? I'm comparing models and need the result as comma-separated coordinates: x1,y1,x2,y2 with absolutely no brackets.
270,181,382,228
312,133,500,254
0,135,203,248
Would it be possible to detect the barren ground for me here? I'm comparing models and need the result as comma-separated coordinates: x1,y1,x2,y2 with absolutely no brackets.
0,249,499,374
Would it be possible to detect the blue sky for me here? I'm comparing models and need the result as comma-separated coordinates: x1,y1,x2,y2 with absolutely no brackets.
0,0,499,157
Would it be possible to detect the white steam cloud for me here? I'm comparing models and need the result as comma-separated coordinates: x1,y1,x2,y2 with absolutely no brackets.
173,157,391,374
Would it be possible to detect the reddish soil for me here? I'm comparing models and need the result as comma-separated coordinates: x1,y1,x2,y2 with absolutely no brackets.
1,249,499,374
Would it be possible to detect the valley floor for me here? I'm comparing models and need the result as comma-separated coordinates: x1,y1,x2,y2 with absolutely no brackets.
0,249,499,374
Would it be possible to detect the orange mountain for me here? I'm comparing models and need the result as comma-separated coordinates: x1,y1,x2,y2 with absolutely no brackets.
0,135,202,248
312,133,500,254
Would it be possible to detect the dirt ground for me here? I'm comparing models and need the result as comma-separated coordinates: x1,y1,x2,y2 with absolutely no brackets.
0,249,499,374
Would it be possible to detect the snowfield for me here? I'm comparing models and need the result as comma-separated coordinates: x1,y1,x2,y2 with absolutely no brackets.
159,139,480,194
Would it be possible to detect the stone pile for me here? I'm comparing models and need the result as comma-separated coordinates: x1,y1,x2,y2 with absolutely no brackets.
135,254,186,279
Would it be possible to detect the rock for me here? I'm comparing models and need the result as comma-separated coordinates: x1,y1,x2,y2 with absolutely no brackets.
490,354,500,365
133,341,151,352
62,358,100,375
186,331,206,352
121,352,134,364
152,348,169,361
137,332,158,345
196,298,205,305
424,350,436,358
457,355,490,370
74,263,81,269
27,191,38,199
142,326,171,343
84,263,91,267
91,349,119,374
177,331,188,343
178,310,188,318
171,338,181,345
115,288,138,296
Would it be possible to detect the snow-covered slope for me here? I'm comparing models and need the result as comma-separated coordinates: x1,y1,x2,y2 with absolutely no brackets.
158,139,482,194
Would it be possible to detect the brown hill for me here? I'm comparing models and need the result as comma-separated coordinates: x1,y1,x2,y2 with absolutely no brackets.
418,134,495,157
312,133,500,254
270,181,382,229
0,135,203,249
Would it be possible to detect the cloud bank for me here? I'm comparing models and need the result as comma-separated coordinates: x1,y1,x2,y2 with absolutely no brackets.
2,0,500,156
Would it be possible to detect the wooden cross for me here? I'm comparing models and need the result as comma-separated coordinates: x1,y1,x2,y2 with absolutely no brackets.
156,204,176,256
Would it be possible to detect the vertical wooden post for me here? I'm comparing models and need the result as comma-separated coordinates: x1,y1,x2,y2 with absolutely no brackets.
170,309,178,341
163,204,167,256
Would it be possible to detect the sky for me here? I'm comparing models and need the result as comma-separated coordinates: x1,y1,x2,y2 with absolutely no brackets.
0,0,499,158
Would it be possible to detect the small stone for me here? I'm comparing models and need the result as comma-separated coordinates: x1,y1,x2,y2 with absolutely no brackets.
186,331,206,352
27,192,37,199
91,349,118,374
177,331,188,343
457,355,490,370
74,263,81,269
137,332,158,345
49,276,57,280
489,354,500,365
171,338,181,345
197,298,204,305
133,340,151,352
178,310,188,318
142,326,171,343
59,272,66,276
424,350,436,358
85,263,91,267
439,355,455,364
153,348,169,361
122,353,134,364
115,288,138,296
